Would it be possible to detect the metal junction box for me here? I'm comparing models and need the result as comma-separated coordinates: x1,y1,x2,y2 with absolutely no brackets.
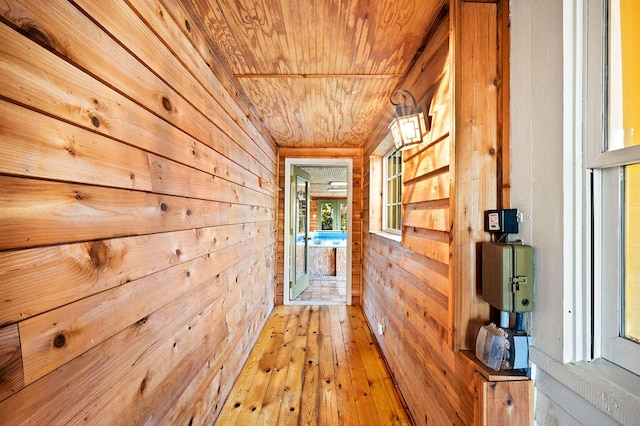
481,242,534,312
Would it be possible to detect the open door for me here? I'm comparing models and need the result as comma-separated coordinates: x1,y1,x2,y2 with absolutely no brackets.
290,166,310,299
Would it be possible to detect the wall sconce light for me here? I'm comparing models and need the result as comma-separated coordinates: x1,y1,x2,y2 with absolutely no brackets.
388,89,428,151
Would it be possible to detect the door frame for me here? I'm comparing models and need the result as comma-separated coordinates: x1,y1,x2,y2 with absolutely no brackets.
283,157,353,305
289,166,311,300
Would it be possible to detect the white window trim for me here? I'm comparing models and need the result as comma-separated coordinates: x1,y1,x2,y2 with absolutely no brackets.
513,0,640,422
382,149,402,235
585,0,640,376
368,134,402,243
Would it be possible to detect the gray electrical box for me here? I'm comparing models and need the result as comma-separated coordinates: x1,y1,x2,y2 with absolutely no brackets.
481,242,533,312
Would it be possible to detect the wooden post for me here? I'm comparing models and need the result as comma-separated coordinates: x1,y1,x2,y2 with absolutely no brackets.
451,0,498,350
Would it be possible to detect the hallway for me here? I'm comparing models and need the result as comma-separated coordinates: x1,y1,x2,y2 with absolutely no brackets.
215,305,411,425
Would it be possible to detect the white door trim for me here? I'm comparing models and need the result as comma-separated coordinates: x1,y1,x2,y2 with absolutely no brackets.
283,157,353,305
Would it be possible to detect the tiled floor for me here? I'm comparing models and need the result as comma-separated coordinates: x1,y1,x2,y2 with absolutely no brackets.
295,276,347,303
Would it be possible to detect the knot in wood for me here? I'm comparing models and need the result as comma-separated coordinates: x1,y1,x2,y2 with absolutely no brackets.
53,333,67,348
89,241,110,270
25,26,52,49
91,116,100,128
161,96,172,112
139,376,148,394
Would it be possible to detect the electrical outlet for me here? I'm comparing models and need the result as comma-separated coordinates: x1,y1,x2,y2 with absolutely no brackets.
377,322,385,335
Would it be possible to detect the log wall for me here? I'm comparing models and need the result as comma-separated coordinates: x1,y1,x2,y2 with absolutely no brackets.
361,1,503,424
0,0,277,424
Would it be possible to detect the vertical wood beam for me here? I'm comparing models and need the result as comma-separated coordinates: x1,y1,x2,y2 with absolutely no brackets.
497,0,511,208
451,0,498,350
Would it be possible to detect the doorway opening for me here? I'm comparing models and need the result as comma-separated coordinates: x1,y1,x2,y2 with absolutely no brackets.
283,158,352,305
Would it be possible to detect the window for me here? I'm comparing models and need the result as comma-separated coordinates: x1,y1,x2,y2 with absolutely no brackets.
318,200,347,230
383,149,403,234
589,0,640,375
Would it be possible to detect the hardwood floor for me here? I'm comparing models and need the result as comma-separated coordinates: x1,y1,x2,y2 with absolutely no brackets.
215,305,411,425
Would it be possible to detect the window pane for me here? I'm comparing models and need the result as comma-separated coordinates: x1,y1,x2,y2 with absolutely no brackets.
321,202,334,230
392,176,398,204
340,202,347,231
624,163,640,342
383,150,403,233
608,0,640,151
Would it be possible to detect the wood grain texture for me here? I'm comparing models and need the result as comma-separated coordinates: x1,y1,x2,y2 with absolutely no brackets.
451,0,497,351
216,305,410,425
0,222,272,326
475,374,534,426
0,325,23,402
18,236,269,385
0,0,513,424
0,176,274,251
0,0,277,422
0,0,276,185
361,2,507,424
175,0,447,148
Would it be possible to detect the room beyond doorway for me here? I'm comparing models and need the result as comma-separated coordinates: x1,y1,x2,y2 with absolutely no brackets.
283,158,353,306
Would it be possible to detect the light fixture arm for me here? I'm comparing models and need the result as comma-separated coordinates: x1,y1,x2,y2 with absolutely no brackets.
390,89,422,117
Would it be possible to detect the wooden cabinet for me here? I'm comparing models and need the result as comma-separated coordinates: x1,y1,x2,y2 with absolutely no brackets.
463,351,534,426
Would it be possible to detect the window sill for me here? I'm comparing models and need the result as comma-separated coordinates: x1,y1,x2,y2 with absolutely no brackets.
370,230,402,243
530,345,640,424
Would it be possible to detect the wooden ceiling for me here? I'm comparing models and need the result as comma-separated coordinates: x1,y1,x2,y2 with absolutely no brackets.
179,0,447,148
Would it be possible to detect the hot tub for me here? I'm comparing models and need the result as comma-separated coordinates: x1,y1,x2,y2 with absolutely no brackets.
309,231,346,277
310,230,346,247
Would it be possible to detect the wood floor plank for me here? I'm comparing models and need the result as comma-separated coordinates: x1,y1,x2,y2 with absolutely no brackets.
299,306,320,425
317,307,339,425
214,306,287,425
339,306,382,426
350,307,411,424
318,333,340,424
277,334,308,425
216,305,410,425
328,306,360,425
253,306,304,424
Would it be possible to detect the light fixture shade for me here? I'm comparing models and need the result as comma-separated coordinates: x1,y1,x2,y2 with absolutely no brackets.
388,89,428,151
388,112,427,150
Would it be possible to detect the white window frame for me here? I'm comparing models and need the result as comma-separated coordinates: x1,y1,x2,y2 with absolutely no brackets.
382,149,403,235
586,0,640,376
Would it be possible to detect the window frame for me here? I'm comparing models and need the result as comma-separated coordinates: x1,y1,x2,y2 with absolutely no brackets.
586,0,640,376
382,148,403,235
317,199,347,231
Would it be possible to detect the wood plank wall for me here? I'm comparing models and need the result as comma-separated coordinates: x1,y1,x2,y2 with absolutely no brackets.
276,148,362,305
361,1,502,424
0,1,277,424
